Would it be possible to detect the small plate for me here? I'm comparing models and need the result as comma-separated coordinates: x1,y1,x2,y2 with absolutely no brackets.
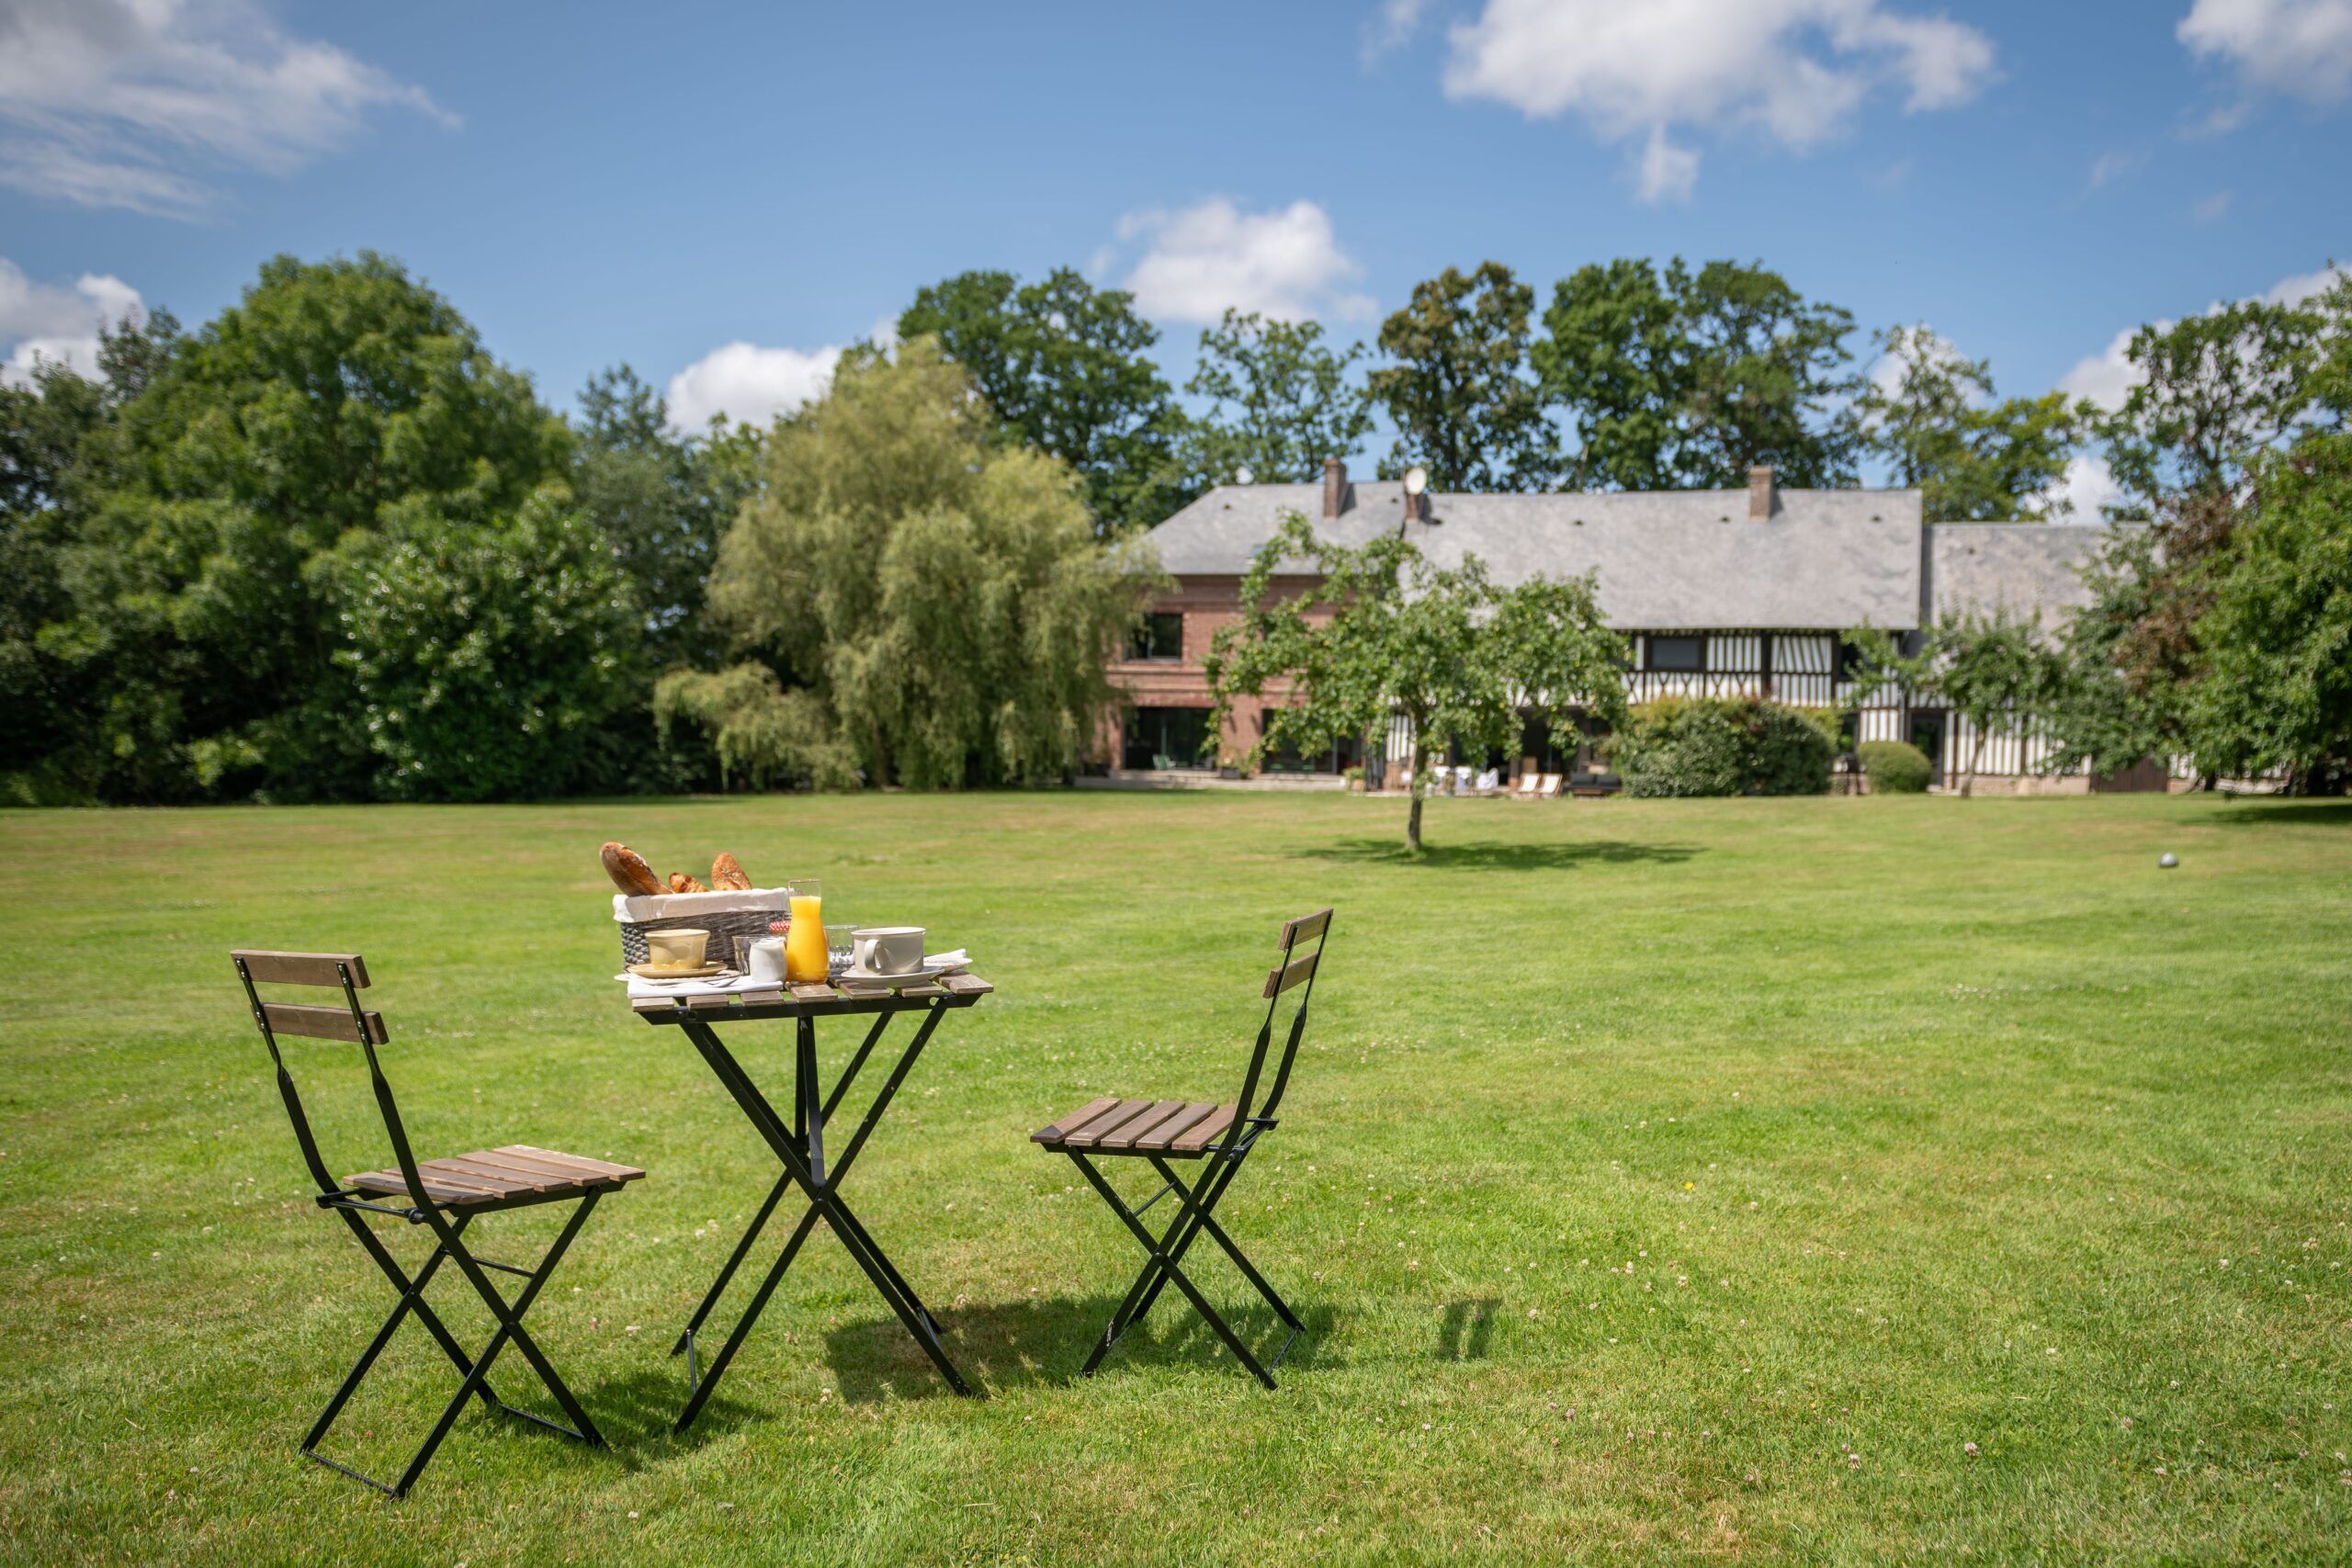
630,962,728,980
839,961,958,987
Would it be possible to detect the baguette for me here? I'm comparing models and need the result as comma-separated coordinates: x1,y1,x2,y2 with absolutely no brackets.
712,852,752,891
600,841,662,897
668,873,711,894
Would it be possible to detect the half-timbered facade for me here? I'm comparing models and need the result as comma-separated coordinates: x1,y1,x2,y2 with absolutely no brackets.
1105,461,2140,792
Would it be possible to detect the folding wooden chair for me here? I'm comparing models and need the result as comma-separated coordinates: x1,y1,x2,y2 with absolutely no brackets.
230,949,643,1498
1032,908,1332,1388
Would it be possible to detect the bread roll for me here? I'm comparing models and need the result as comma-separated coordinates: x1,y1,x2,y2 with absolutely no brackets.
601,841,662,897
712,852,752,891
668,873,710,894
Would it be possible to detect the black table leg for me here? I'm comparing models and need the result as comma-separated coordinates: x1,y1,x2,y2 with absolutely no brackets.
671,1007,972,1429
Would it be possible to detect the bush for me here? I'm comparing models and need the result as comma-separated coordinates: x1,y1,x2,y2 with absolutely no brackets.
1859,739,1933,794
1611,698,1835,797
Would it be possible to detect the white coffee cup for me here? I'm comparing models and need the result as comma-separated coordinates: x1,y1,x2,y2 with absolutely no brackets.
748,936,787,985
851,926,925,976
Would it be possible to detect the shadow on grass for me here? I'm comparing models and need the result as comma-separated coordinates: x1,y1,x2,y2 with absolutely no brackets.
2210,800,2352,828
1298,836,1700,871
573,1363,771,1460
1434,1297,1501,1361
822,1293,1343,1401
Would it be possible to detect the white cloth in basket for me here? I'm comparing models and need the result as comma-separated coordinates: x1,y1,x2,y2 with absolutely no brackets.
612,886,793,923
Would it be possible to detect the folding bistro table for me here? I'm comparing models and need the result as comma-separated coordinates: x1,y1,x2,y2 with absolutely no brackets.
633,972,992,1429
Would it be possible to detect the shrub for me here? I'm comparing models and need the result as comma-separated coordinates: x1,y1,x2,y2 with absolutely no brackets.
1859,739,1934,794
1611,698,1835,797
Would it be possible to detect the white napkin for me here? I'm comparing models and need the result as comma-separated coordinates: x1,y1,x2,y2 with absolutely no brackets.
619,969,768,999
612,886,791,923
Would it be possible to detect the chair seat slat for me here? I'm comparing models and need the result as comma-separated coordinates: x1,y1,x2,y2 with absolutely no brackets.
1170,1104,1238,1152
1128,1101,1220,1150
497,1145,645,1180
1033,1098,1119,1144
1094,1100,1190,1149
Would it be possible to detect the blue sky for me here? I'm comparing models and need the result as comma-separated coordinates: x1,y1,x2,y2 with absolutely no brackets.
3,0,2347,507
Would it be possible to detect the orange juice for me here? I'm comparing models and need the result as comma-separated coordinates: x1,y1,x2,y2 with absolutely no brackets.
784,890,827,982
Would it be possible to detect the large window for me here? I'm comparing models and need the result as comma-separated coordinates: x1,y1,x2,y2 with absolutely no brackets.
1260,712,1361,774
1646,635,1704,672
1128,612,1183,661
1124,706,1212,771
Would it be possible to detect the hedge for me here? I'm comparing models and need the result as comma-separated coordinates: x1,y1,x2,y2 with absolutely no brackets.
1610,698,1837,797
1858,739,1934,794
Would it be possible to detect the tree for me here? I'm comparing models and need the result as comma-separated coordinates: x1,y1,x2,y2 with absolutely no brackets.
1204,511,1626,852
2043,525,2188,779
2186,432,2352,793
1535,257,1860,491
1173,309,1373,488
898,267,1187,532
321,493,643,801
1856,324,2086,519
1,309,181,800
691,338,1165,789
1369,263,1559,491
571,365,764,671
2097,299,2325,515
40,252,572,802
1849,609,2060,796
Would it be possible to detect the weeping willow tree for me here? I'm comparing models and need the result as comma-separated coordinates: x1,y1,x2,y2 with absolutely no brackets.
660,338,1164,789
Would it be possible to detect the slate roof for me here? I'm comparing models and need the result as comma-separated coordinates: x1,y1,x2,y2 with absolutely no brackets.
1925,522,2113,626
1148,479,1927,629
1147,480,2129,632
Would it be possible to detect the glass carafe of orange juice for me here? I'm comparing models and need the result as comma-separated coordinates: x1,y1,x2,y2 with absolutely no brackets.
784,880,827,982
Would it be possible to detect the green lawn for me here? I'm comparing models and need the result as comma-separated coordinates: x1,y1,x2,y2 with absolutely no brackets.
3,791,2348,1563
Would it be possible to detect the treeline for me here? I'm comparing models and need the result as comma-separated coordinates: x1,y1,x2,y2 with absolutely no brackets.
5,249,2348,804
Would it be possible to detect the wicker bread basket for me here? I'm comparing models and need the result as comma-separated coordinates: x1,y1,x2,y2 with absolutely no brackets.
613,887,793,969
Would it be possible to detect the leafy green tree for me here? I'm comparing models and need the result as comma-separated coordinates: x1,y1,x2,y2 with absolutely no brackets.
1204,511,1626,852
43,252,572,801
1849,609,2061,796
691,339,1165,789
2043,525,2187,779
1535,258,1860,491
571,365,767,671
1,310,181,800
899,267,1186,532
2187,433,2352,793
2097,299,2324,515
1857,325,2086,519
1369,263,1559,491
1172,309,1373,488
322,493,642,801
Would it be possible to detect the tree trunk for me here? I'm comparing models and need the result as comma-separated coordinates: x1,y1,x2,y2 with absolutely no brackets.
1406,740,1426,852
867,719,894,790
1962,721,1987,798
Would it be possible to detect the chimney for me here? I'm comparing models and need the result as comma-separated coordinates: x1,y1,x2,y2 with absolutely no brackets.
1747,465,1776,522
1322,457,1347,518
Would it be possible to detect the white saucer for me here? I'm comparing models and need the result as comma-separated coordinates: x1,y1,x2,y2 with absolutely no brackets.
630,961,728,980
840,959,957,986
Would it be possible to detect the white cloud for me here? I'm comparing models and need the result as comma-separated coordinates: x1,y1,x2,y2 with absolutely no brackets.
0,0,447,219
1111,197,1374,324
0,256,144,385
1362,0,1433,62
2059,323,2161,412
2191,189,2235,223
665,341,842,433
1440,0,1996,200
2058,262,2350,413
2041,454,2121,522
2179,0,2352,104
2087,150,2138,188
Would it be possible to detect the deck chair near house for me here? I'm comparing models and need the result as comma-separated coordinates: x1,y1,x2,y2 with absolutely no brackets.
231,950,643,1498
1514,772,1541,798
1453,765,1476,795
1536,773,1564,798
1031,908,1333,1389
1475,768,1501,794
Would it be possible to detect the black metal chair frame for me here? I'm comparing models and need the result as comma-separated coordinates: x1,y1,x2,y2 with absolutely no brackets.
1055,908,1330,1389
232,952,619,1499
640,985,989,1431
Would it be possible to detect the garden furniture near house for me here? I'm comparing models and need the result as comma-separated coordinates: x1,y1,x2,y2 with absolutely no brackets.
1514,773,1541,798
1475,767,1501,794
231,949,643,1499
1031,908,1331,1389
1536,773,1564,798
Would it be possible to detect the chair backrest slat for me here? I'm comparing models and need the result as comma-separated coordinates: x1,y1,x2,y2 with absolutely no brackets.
1278,909,1331,947
263,1000,390,1044
231,950,372,988
1261,949,1318,998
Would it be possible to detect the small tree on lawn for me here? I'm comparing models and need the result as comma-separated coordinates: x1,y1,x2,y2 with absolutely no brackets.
1204,511,1626,852
1848,608,2061,796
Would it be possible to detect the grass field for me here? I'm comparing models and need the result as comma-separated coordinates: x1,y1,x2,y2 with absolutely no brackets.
2,790,2348,1563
